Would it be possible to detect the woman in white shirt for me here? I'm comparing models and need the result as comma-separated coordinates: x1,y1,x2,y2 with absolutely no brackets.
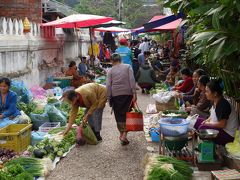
194,79,239,145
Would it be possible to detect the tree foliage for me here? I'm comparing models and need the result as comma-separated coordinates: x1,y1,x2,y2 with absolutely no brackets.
74,0,162,28
163,0,240,98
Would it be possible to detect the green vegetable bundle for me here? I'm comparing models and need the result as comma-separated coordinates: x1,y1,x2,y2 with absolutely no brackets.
147,155,193,180
6,157,52,177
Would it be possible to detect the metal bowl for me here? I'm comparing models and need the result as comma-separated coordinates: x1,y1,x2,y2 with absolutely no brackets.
197,129,219,140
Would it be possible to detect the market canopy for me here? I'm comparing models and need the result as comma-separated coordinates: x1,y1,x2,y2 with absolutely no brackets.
132,12,184,34
90,20,126,28
41,14,113,28
94,26,130,33
143,12,184,31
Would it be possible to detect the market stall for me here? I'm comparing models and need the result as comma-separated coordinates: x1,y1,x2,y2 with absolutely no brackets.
143,82,240,178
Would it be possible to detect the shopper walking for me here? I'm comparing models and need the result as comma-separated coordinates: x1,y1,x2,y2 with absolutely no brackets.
106,53,136,145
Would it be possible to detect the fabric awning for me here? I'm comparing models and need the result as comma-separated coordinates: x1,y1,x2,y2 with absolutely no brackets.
143,12,184,31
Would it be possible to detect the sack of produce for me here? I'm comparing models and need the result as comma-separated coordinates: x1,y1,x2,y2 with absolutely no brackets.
30,112,49,131
17,111,31,124
30,86,47,99
226,130,240,158
45,105,67,126
82,123,97,145
10,80,32,104
47,97,61,108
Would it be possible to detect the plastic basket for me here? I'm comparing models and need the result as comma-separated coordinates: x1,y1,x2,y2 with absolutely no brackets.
39,122,60,133
158,118,189,137
0,124,32,153
150,128,160,142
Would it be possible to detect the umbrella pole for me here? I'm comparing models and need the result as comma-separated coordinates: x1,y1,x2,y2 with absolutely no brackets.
76,28,81,57
89,28,95,78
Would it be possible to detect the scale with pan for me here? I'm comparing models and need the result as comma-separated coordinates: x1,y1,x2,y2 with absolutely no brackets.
196,129,222,170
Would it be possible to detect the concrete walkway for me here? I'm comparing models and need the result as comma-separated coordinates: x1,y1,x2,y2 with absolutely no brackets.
47,92,152,180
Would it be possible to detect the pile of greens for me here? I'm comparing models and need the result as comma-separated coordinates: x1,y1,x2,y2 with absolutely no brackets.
149,83,168,95
47,97,59,104
28,129,76,161
147,155,193,180
5,157,52,177
0,163,33,180
17,101,37,115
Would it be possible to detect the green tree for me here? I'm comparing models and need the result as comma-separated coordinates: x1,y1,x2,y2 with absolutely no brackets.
74,0,162,28
163,0,240,98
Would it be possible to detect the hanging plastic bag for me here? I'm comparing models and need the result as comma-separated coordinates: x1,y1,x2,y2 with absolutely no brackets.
82,123,97,145
45,105,67,126
76,126,86,146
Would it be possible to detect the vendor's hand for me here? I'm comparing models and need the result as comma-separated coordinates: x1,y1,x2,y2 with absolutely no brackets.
185,106,191,112
60,130,68,136
82,115,89,125
202,119,210,125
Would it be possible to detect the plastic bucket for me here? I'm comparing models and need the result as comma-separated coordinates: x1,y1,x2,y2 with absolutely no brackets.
150,128,160,142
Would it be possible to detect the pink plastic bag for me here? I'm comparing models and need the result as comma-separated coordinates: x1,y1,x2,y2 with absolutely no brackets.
30,86,47,98
76,126,86,146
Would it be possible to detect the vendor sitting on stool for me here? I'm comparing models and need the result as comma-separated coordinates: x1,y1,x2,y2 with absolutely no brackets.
194,79,239,146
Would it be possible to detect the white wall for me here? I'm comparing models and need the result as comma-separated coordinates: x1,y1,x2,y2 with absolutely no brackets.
0,17,91,88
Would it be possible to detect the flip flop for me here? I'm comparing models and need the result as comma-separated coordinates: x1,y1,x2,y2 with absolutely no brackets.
120,139,129,146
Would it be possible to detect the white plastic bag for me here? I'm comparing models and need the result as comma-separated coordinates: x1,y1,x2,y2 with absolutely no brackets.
152,91,176,103
187,114,199,129
146,104,157,114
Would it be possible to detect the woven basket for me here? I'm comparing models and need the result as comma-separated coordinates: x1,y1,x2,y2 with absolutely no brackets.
155,97,177,112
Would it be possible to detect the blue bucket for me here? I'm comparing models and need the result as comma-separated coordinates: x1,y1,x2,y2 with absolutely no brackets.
150,128,160,142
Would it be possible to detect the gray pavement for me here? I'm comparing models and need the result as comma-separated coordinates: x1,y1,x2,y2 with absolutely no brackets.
47,92,152,180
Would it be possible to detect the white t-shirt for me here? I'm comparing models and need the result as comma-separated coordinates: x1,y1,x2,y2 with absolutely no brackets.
210,105,239,137
139,42,150,53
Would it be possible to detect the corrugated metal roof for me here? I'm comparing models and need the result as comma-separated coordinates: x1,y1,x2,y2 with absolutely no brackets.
42,0,77,17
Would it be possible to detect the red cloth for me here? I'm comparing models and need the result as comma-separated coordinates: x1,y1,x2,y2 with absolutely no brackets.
75,93,85,107
176,77,193,93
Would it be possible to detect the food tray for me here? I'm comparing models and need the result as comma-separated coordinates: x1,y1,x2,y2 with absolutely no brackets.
39,122,60,133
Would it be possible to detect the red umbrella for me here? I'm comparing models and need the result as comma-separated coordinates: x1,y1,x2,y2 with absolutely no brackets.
42,14,113,28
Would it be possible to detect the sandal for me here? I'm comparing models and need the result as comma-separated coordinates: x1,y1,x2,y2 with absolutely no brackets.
120,139,129,146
